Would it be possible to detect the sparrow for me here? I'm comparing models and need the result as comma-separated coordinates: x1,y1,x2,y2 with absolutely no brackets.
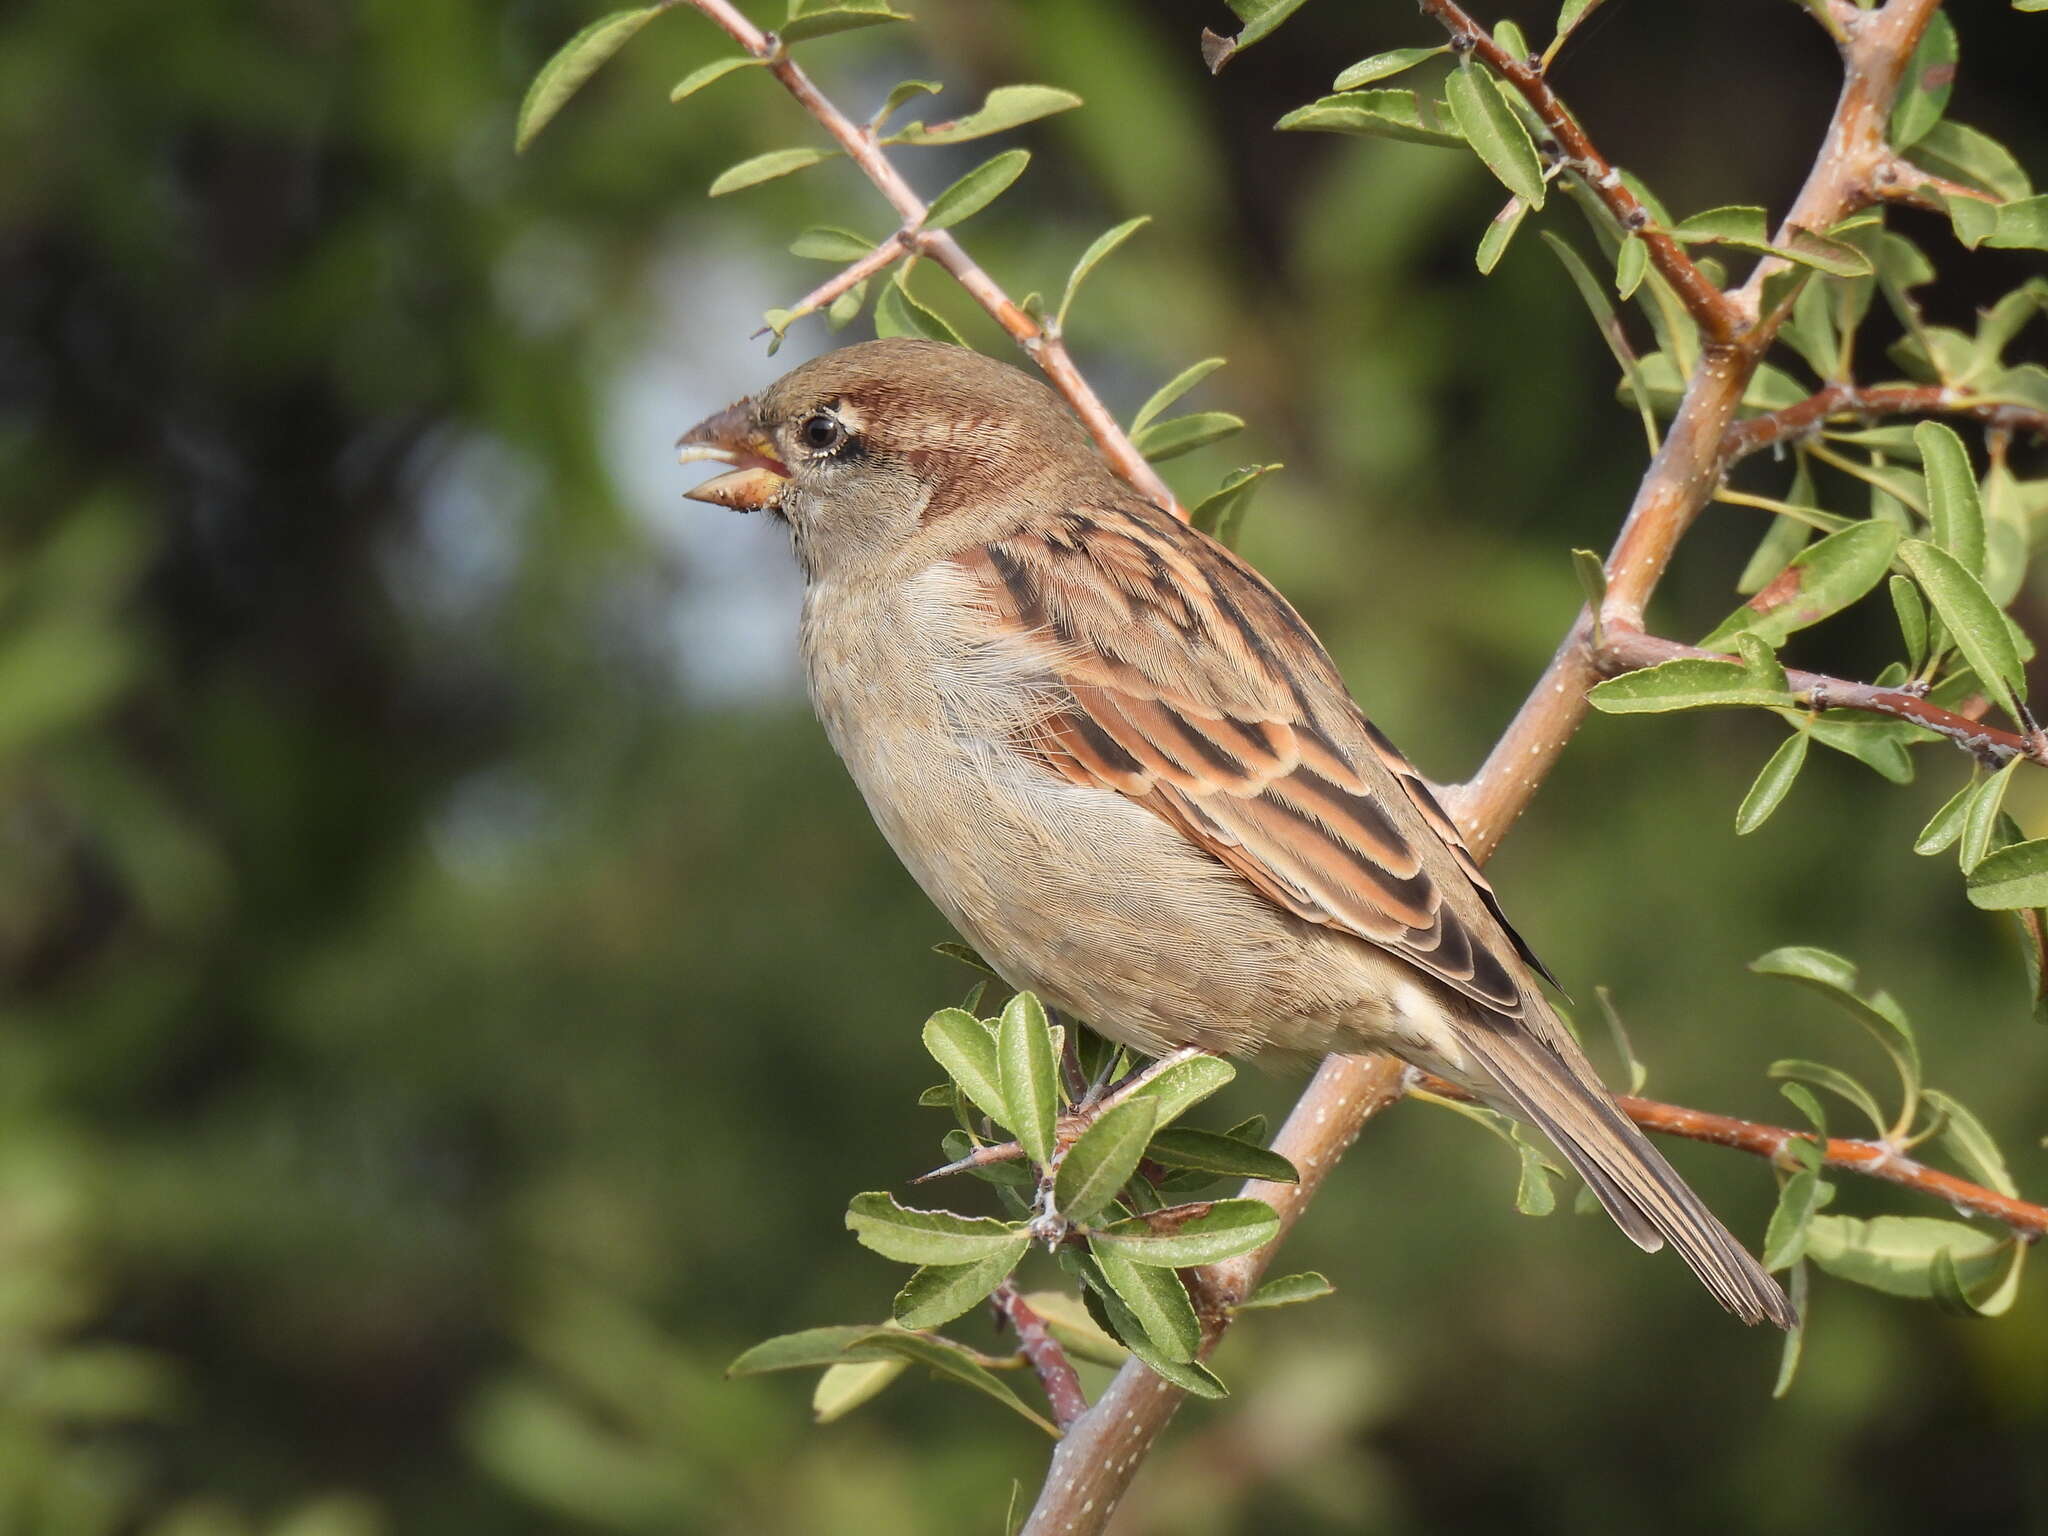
677,337,1795,1329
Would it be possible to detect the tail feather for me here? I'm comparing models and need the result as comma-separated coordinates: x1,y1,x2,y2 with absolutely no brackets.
1456,1021,1798,1330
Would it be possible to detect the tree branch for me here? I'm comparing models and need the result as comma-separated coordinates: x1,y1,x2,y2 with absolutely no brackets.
1025,5,1947,1531
683,0,1183,516
1597,627,2044,767
1721,383,2048,464
1413,1074,2048,1240
993,1283,1090,1430
1415,0,1744,345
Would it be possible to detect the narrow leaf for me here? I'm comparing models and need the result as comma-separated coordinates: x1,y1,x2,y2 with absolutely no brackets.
998,991,1059,1167
517,7,665,153
1122,1054,1234,1127
1920,1088,2018,1197
728,1326,902,1376
1477,197,1530,274
923,1008,1008,1127
1131,411,1244,462
1587,657,1797,714
1898,539,2026,722
1333,46,1446,90
710,146,834,196
845,1192,1030,1266
1698,519,1899,649
873,274,964,346
1276,90,1463,149
923,149,1029,230
1445,63,1545,207
1958,754,2021,871
1132,358,1226,435
789,225,874,261
1916,421,1986,576
1190,463,1281,550
1965,838,2048,910
1735,729,1810,835
1144,1127,1299,1183
1089,1198,1280,1268
1089,1245,1201,1363
1890,11,1957,149
811,1357,907,1422
1235,1272,1335,1311
1771,1261,1810,1399
1054,1098,1158,1224
778,2,911,44
889,84,1084,146
1914,777,1977,855
1768,1059,1889,1137
670,54,764,103
1804,1214,2007,1300
892,1244,1029,1329
1057,216,1149,330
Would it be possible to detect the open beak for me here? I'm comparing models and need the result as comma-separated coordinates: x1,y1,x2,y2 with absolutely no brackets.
676,398,791,512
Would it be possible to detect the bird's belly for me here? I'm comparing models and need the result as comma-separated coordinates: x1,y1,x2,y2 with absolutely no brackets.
808,656,1382,1058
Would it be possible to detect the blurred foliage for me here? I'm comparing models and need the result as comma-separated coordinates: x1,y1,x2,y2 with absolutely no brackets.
3,0,2047,1532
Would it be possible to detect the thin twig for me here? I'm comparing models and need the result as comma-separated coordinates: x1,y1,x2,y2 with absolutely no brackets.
1411,1074,2048,1239
683,0,1183,515
1872,154,2002,212
1598,627,2045,767
1721,383,2048,464
1415,0,1744,345
993,1283,1090,1430
766,232,910,334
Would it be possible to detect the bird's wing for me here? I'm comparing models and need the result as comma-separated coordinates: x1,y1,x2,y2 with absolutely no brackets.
954,497,1554,1019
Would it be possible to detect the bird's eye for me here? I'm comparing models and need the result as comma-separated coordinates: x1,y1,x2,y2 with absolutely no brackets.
798,413,846,454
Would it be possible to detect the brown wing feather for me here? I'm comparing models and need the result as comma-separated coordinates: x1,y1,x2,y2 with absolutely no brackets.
963,499,1547,1018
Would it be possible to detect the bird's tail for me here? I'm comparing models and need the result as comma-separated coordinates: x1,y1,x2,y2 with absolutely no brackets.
1454,1017,1797,1329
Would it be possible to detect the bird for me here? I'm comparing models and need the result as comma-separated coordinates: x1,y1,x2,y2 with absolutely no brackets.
676,336,1796,1329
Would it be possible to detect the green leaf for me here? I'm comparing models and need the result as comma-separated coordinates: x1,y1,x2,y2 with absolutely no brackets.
1763,1163,1833,1270
1539,234,1655,448
923,149,1030,230
1672,204,1769,245
1890,11,1957,149
998,991,1060,1167
1089,1198,1280,1267
1920,1089,2018,1197
1804,1214,2008,1301
1770,1262,1810,1399
1190,464,1281,550
1669,206,1871,276
845,1193,1030,1266
1751,947,1919,1107
1700,520,1900,650
888,85,1084,146
728,1325,903,1376
932,940,998,975
1123,1054,1234,1128
1735,729,1809,835
1053,1098,1158,1224
1132,358,1226,436
1445,63,1545,208
1476,197,1530,274
1790,712,1917,786
1333,46,1447,90
789,225,874,261
1088,1245,1201,1363
811,1356,908,1422
871,78,942,129
1587,657,1797,714
1511,1127,1558,1216
1782,279,1840,381
1768,1059,1888,1138
1779,1081,1828,1139
892,1244,1029,1329
1906,120,2033,202
1056,216,1149,331
1203,0,1312,71
710,146,835,196
1275,90,1463,149
1144,1127,1299,1183
1897,539,2027,722
1235,1271,1335,1311
873,273,964,346
1890,573,1929,671
1914,777,1976,855
923,1008,1008,1127
778,1,911,44
1959,754,2022,870
670,54,765,103
1131,412,1244,462
1916,421,1986,576
1981,194,2048,252
1965,838,2048,910
516,7,666,153
846,1328,1060,1435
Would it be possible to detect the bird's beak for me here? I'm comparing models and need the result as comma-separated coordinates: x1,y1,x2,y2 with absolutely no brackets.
676,398,791,511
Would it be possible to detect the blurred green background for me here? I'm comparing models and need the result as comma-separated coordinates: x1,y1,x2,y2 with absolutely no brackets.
4,0,2046,1531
